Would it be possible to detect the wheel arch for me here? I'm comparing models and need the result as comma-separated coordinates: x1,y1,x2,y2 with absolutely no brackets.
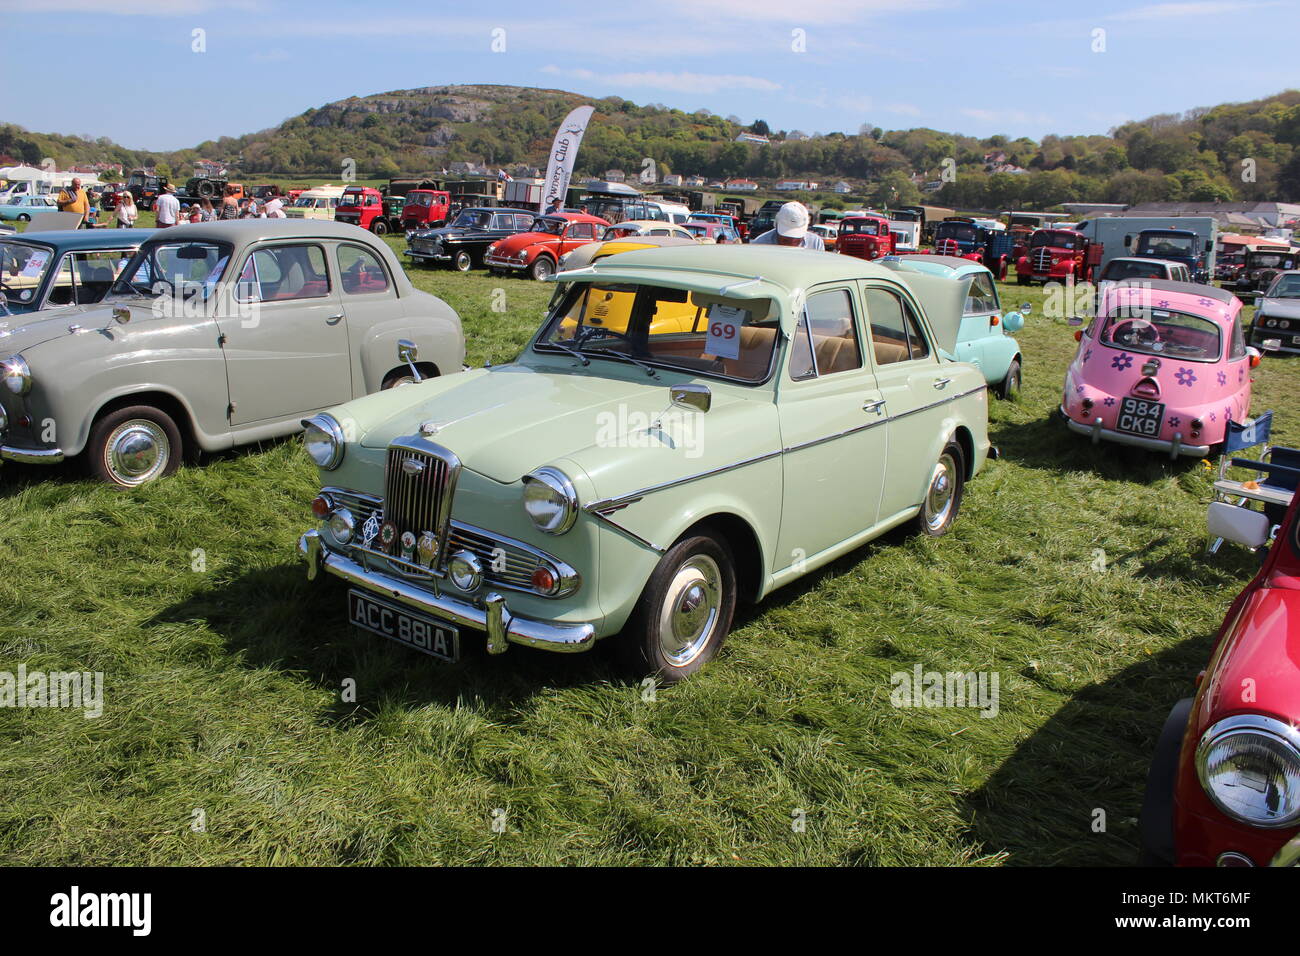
87,388,198,457
951,424,976,481
678,511,765,605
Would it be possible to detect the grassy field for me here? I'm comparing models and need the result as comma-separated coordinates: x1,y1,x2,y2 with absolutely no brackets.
1,241,1296,866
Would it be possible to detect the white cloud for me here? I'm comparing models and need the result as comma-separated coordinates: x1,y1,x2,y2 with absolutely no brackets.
540,65,779,95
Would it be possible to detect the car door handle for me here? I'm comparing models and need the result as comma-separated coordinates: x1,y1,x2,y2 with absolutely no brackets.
862,399,886,414
933,378,951,390
325,313,344,325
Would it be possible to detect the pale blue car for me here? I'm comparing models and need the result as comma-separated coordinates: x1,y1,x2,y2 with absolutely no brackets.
880,254,1026,398
0,195,60,222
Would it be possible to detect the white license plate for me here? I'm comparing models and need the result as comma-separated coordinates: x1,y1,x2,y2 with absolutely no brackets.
348,590,459,662
1116,397,1165,437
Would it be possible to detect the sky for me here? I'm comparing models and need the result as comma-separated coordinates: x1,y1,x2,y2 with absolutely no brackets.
0,0,1297,152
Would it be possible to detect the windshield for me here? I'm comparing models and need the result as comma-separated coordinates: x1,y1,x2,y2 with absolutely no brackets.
1138,234,1195,257
842,219,884,236
1099,305,1222,362
604,224,646,239
292,197,316,207
110,240,231,299
1031,231,1079,250
408,193,434,207
339,191,366,207
936,223,976,242
451,209,492,229
536,282,779,384
1266,274,1300,298
0,241,54,306
531,217,566,236
1251,252,1296,269
1101,260,1167,281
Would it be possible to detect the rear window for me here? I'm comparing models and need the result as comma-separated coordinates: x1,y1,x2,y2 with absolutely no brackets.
1100,306,1222,362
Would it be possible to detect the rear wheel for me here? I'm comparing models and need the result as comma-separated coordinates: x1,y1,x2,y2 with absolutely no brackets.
453,249,473,272
619,534,737,683
913,442,965,537
1016,273,1029,286
371,219,388,236
87,405,182,487
16,214,29,222
999,359,1022,400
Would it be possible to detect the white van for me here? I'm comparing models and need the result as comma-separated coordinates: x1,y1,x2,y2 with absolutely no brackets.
284,184,346,221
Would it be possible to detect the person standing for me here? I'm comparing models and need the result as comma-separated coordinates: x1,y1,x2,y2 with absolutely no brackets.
154,183,180,228
58,177,90,227
198,197,216,221
116,191,138,228
263,195,285,218
218,186,240,220
749,202,825,250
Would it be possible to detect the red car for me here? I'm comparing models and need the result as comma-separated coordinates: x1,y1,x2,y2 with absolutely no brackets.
1141,489,1300,866
482,212,610,280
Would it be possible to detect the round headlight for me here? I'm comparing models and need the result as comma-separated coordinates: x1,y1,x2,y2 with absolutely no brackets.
1197,714,1300,828
447,550,483,591
522,467,578,534
1,354,31,395
326,508,355,546
302,413,345,470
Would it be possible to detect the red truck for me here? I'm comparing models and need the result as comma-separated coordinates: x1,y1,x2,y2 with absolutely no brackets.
400,188,452,232
1015,227,1103,285
836,213,896,261
335,186,400,235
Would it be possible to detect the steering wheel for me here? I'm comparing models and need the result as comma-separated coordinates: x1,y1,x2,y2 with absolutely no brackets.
574,325,634,349
1109,318,1161,348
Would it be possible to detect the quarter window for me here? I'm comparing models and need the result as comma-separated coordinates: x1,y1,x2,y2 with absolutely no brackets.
964,273,999,315
864,287,930,364
237,244,330,302
337,243,391,295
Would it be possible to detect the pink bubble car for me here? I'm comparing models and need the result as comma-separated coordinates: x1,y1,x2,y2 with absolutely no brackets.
1061,279,1262,458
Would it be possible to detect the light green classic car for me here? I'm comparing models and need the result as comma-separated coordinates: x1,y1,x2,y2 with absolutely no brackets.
298,245,994,681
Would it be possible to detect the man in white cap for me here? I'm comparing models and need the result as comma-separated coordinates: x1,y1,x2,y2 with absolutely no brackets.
751,201,825,250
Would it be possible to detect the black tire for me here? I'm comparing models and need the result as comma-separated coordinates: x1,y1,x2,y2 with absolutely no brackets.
197,180,215,199
529,256,555,281
1138,698,1193,866
618,534,737,683
371,219,388,236
1016,273,1029,286
453,249,473,272
913,441,965,537
86,404,183,487
999,359,1022,400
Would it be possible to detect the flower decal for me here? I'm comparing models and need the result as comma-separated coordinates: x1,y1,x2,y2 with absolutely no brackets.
1175,367,1197,387
1198,297,1214,307
1103,397,1116,407
1168,416,1181,428
1225,406,1233,422
1239,367,1246,384
1157,299,1170,308
1217,371,1227,386
1210,412,1217,422
1083,348,1093,364
1112,352,1134,371
1075,385,1085,394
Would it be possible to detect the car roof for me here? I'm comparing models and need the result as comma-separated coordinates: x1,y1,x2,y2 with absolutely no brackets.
2,228,154,251
129,219,386,244
1106,278,1239,317
549,212,610,225
609,219,682,230
883,254,984,276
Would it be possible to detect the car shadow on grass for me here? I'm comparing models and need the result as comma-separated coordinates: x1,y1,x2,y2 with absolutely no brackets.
962,636,1212,866
146,561,626,726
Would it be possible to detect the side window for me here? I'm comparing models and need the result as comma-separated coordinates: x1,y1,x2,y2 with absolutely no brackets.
337,243,391,296
787,288,863,380
515,214,533,231
567,223,593,240
964,273,999,314
864,286,930,365
1229,316,1247,360
237,243,331,302
72,251,129,305
491,215,512,231
46,256,76,307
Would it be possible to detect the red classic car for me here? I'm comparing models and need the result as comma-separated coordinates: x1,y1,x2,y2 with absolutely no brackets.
483,212,611,280
1141,489,1300,866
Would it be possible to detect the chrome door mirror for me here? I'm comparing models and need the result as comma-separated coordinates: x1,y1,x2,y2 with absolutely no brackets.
112,307,130,325
397,339,422,382
1019,302,1031,314
670,383,711,413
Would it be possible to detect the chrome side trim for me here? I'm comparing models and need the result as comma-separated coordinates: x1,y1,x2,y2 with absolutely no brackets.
585,509,666,553
585,449,783,514
299,530,596,654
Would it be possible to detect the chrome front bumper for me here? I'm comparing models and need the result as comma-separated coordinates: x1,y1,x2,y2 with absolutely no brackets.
1061,407,1211,459
483,255,526,271
0,444,64,464
298,530,596,655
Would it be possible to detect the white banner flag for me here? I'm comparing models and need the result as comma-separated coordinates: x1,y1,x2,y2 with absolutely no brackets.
539,105,595,213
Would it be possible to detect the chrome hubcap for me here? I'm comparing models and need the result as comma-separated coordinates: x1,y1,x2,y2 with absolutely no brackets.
105,420,169,486
923,453,957,531
658,554,722,666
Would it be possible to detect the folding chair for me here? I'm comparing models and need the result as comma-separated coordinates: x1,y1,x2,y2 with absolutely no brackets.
1208,410,1300,553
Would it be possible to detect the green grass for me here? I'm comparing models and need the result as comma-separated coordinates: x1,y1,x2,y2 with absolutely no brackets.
1,250,1297,866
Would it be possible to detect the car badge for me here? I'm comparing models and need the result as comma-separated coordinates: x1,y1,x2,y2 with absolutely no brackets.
419,421,441,436
361,513,381,549
400,531,416,562
417,531,438,567
379,521,398,553
401,457,425,476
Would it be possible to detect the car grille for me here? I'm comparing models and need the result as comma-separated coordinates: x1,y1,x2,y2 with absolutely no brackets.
1031,248,1053,273
324,486,571,596
383,440,458,562
411,238,438,254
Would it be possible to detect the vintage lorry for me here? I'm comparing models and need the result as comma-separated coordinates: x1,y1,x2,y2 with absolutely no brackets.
1015,227,1102,285
932,217,1014,280
1074,216,1218,281
400,187,453,232
837,212,897,261
125,169,168,210
335,186,403,235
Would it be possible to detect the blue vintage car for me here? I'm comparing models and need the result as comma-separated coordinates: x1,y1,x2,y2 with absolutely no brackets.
879,254,1026,398
0,229,153,316
0,195,60,222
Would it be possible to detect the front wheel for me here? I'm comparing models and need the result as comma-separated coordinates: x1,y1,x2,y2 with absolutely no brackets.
529,256,554,281
17,214,29,222
371,219,388,236
453,249,473,272
1016,273,1029,286
999,359,1022,400
86,405,182,487
619,534,737,683
913,442,965,537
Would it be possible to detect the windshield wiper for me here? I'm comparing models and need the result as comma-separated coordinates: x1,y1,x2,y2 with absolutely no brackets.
538,339,589,366
581,346,660,378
